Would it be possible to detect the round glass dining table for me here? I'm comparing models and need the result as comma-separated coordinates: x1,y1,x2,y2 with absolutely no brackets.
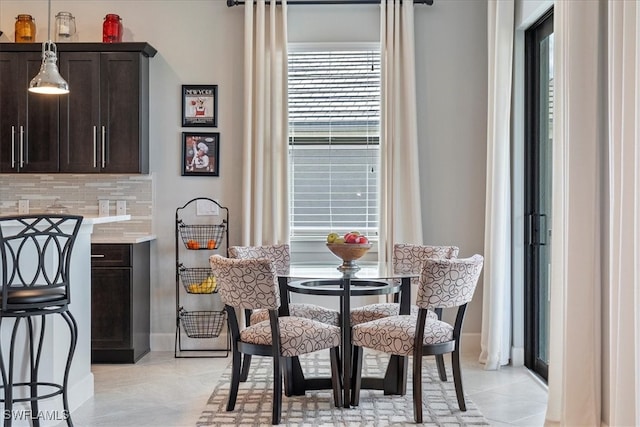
278,262,418,408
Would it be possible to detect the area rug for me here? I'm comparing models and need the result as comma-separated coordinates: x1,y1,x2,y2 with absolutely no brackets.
197,351,490,426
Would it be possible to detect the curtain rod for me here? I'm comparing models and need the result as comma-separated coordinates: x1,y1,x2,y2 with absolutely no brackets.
227,0,433,6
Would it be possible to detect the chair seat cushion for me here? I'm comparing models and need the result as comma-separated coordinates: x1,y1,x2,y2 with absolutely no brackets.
250,303,340,326
351,315,454,356
2,288,67,305
349,303,438,326
241,316,341,357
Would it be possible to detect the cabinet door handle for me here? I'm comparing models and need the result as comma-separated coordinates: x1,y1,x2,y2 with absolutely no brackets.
19,126,25,168
11,126,15,168
101,126,106,169
93,126,98,168
91,254,105,258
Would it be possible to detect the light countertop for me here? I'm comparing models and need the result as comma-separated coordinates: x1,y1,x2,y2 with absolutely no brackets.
1,214,155,244
0,214,131,225
81,214,132,224
91,234,157,244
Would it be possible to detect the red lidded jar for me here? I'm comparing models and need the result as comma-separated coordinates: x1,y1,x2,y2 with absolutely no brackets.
102,14,122,43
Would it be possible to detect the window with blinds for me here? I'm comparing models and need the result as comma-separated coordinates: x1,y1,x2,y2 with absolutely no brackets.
288,49,380,240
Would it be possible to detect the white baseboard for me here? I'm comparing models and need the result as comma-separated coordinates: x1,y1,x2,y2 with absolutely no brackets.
511,345,525,367
69,372,94,411
151,332,175,351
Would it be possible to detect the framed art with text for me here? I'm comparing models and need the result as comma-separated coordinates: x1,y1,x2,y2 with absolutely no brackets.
182,132,220,176
182,85,218,127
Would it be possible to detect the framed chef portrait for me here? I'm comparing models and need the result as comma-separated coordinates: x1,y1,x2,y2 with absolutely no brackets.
182,132,220,176
182,85,218,127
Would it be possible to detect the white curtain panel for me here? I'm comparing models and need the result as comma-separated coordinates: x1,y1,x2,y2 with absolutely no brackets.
378,0,423,265
606,1,640,425
546,0,616,426
241,0,290,246
479,0,513,371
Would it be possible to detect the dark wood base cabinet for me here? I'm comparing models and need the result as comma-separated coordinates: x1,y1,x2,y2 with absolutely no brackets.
91,242,150,363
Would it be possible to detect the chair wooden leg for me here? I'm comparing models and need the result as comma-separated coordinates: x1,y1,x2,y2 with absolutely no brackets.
413,353,423,423
350,346,363,406
240,311,252,382
451,350,467,411
240,354,252,382
329,347,342,407
435,354,447,381
227,348,242,411
272,356,282,425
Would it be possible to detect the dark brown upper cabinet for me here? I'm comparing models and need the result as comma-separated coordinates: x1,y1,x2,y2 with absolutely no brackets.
0,51,60,173
0,43,156,174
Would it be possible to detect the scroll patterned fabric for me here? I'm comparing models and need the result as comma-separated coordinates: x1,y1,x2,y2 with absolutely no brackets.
209,255,280,311
228,244,290,275
241,316,341,357
251,303,340,326
392,243,459,286
211,254,340,359
351,315,454,356
228,244,339,325
415,255,484,309
349,244,459,326
350,303,438,326
352,255,484,355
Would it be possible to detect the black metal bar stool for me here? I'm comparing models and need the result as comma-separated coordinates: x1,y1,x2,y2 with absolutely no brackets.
0,215,83,427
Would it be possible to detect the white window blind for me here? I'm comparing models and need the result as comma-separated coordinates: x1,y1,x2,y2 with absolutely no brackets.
288,49,380,240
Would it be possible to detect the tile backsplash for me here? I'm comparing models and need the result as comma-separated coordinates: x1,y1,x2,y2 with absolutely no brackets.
0,174,154,239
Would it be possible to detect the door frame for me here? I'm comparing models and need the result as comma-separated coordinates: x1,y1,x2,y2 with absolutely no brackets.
523,7,553,382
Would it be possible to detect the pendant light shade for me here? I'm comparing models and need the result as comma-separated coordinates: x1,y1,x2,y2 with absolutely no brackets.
28,0,69,95
29,41,69,94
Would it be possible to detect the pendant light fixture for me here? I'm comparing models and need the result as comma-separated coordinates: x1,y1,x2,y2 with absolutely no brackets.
28,0,69,95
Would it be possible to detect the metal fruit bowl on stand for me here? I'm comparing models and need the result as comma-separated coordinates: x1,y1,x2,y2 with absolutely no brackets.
326,243,372,272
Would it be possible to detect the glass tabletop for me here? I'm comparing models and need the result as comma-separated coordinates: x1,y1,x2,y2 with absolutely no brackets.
283,262,418,280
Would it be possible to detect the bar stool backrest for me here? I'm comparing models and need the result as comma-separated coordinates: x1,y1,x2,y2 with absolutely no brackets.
0,215,83,312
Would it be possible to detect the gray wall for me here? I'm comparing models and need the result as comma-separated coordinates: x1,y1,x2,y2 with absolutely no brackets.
0,0,488,350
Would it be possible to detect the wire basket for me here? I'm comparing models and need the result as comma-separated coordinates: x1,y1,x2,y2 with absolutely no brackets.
179,266,217,294
178,222,226,250
179,309,227,339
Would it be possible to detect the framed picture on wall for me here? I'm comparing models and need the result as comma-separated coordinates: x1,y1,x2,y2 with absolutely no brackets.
182,132,220,176
182,85,218,127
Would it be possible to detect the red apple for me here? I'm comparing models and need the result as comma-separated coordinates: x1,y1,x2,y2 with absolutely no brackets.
344,232,358,243
355,235,369,244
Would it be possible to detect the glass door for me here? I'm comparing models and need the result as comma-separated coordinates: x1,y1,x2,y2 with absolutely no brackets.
524,9,553,382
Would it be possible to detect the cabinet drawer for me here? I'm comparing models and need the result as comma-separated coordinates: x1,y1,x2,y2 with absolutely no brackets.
91,244,132,267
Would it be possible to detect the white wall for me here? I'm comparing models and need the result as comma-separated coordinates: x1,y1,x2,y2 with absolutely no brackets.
0,0,488,349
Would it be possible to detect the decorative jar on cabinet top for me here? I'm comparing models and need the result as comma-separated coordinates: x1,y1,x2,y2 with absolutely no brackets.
55,12,76,42
15,14,36,43
102,14,122,43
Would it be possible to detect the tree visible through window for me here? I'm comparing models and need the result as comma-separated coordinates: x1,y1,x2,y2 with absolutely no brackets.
288,48,380,240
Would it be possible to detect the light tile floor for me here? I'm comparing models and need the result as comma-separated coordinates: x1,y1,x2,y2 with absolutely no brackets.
62,351,548,426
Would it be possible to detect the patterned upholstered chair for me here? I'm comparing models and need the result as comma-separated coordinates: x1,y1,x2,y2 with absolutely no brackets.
210,255,342,424
349,244,459,326
351,255,484,423
229,244,340,381
349,244,459,382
